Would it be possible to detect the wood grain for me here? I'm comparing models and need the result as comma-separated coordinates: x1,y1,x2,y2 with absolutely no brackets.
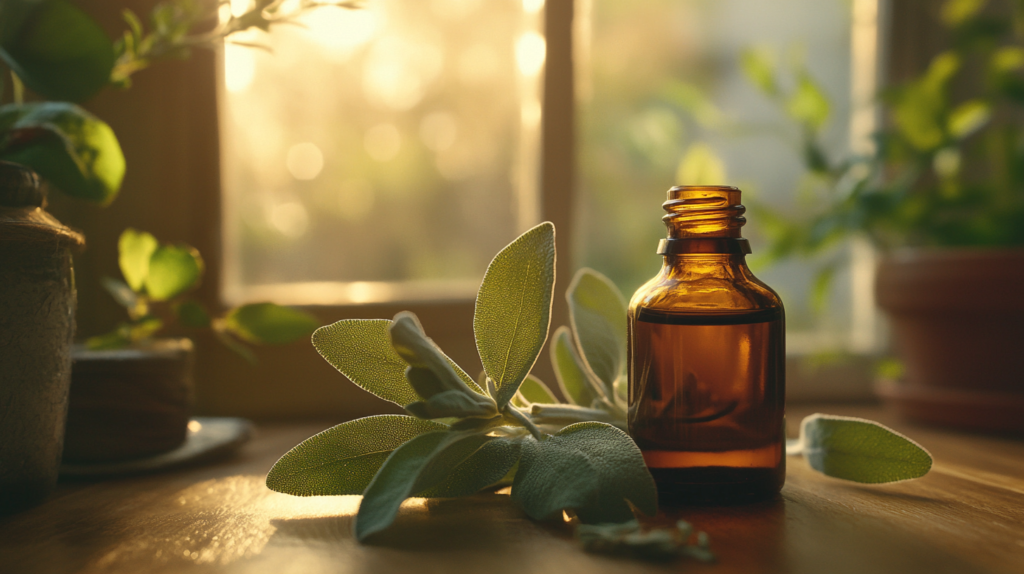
2,406,1022,574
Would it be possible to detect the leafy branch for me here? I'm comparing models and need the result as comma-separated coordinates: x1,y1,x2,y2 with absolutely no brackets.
88,228,318,362
267,222,933,557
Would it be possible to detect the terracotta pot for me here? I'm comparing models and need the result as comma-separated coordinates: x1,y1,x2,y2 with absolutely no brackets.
63,339,195,463
875,248,1024,433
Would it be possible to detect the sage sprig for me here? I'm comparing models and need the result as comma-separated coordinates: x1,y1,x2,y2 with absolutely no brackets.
268,222,658,542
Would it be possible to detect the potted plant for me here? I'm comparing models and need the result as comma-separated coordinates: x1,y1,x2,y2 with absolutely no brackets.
730,0,1024,433
0,0,340,505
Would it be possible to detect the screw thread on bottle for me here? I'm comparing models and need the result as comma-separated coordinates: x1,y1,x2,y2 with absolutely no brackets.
662,185,746,239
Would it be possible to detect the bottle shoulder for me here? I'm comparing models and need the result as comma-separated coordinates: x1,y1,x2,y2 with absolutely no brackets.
629,262,784,315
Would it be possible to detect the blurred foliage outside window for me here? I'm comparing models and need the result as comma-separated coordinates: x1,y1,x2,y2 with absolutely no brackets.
220,0,543,305
575,0,862,350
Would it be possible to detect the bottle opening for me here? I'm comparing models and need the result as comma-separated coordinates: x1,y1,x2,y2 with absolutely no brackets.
662,185,746,239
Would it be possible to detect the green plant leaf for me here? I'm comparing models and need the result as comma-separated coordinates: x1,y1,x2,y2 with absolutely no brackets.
313,319,421,407
117,228,158,292
389,311,487,398
0,0,115,102
793,414,933,483
941,0,986,25
418,437,521,497
550,326,604,407
85,328,131,350
100,276,138,311
213,325,256,365
740,47,778,96
474,222,556,410
405,389,497,420
786,74,830,132
947,99,991,140
511,436,599,521
355,431,494,541
513,375,558,407
266,415,448,496
175,299,211,328
567,268,627,395
512,422,657,523
225,303,318,345
0,102,124,203
676,143,727,186
144,243,203,301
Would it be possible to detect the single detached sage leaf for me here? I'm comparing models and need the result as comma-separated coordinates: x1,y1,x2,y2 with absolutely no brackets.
313,319,419,407
389,311,486,397
0,0,115,102
266,415,448,496
795,413,933,484
144,243,203,301
551,325,605,407
513,375,559,407
418,436,521,498
0,102,125,203
474,222,556,409
355,431,494,541
514,422,657,524
225,303,318,345
567,268,627,396
117,228,158,292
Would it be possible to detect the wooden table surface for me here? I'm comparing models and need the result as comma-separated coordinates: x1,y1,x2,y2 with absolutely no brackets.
2,404,1023,574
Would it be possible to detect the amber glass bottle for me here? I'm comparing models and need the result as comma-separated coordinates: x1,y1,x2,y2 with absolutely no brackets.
628,185,785,505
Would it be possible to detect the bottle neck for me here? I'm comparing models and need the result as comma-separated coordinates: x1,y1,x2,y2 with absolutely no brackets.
657,185,750,257
660,253,750,276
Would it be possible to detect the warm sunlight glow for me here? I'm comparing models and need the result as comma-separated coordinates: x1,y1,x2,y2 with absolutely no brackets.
300,7,381,60
431,0,482,20
286,142,324,180
521,99,542,129
515,32,546,76
187,420,202,433
420,112,458,152
522,0,545,14
458,44,500,85
337,179,376,221
224,44,256,93
268,201,309,238
229,0,252,17
362,36,443,110
364,123,402,161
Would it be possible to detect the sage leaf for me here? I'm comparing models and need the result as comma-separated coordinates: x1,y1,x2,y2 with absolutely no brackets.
145,243,203,301
511,436,599,520
389,311,486,397
794,414,933,483
513,422,657,523
567,269,627,395
266,415,447,496
0,0,115,102
225,303,318,345
355,431,494,541
405,389,497,420
117,228,158,292
513,375,558,407
314,319,418,406
474,222,556,409
551,326,605,407
0,102,124,203
418,437,521,497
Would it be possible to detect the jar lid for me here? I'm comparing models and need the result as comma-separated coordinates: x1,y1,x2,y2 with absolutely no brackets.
0,161,45,208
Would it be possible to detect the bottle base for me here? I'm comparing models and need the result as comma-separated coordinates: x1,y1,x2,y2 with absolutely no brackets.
650,466,783,507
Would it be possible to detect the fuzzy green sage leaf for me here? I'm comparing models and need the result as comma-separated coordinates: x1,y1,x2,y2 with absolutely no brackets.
790,413,933,483
266,415,447,496
418,437,520,498
313,319,419,407
550,325,604,407
567,268,627,395
512,374,558,407
355,431,495,541
389,311,487,399
474,222,556,409
512,422,657,523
